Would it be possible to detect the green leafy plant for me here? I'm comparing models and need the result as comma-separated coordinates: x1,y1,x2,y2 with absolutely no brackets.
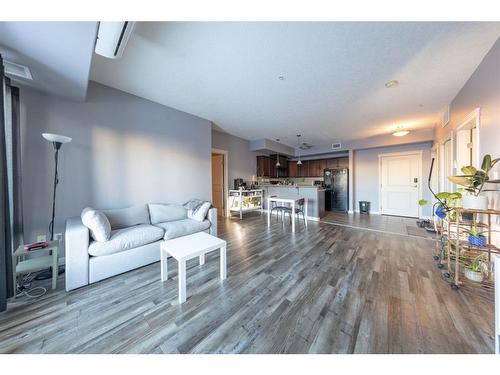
448,154,500,196
467,225,485,238
419,192,462,220
467,254,485,272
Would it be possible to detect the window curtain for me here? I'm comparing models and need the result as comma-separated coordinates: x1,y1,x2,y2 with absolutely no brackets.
0,54,12,311
0,55,23,311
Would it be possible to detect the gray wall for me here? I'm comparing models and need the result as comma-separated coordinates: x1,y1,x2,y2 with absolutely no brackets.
353,142,433,216
20,82,212,242
434,37,500,241
212,129,258,185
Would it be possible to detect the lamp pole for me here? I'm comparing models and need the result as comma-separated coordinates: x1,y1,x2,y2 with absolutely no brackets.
36,133,71,280
48,142,61,241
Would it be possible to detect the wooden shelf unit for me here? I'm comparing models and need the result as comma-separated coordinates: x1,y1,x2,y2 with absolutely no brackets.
228,189,263,220
437,208,500,290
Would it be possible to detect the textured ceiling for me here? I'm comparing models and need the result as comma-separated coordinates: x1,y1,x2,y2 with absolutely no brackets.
90,22,500,147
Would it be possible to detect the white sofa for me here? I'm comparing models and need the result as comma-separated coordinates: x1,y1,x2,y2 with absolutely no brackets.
65,203,217,291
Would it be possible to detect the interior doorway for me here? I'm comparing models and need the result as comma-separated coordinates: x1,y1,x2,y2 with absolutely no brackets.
379,151,422,218
211,149,228,217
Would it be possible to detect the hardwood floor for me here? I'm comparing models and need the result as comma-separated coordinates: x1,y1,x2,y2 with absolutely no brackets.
0,213,494,353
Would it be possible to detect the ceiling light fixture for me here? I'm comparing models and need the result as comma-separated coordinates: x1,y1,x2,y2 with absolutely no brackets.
385,79,399,88
296,135,302,165
278,75,285,81
392,126,409,137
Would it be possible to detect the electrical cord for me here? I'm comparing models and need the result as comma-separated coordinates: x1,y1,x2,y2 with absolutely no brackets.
16,273,47,298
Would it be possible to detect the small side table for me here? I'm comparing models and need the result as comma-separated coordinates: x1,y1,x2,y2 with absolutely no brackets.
12,240,59,298
160,232,226,304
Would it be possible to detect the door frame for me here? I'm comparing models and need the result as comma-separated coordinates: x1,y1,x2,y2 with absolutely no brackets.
212,148,229,217
378,150,423,218
455,107,481,169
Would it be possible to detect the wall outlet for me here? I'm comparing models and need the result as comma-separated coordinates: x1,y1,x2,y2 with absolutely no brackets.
36,234,47,242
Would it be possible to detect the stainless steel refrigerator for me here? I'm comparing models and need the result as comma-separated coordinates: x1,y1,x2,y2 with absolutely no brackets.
324,168,349,212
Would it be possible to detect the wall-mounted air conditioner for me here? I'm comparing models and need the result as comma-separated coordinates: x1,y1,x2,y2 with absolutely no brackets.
94,22,136,59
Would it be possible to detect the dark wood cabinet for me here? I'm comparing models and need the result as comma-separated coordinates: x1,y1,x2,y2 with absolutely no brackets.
288,160,298,177
257,156,347,178
257,156,273,177
297,160,309,177
269,155,288,178
309,159,327,177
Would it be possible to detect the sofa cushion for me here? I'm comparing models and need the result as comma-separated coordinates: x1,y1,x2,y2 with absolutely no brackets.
148,203,187,224
81,207,111,242
88,224,164,257
102,205,150,230
155,219,211,241
183,199,212,222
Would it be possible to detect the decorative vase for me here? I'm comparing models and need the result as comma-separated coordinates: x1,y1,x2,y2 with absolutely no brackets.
468,235,487,247
462,195,488,210
465,269,483,282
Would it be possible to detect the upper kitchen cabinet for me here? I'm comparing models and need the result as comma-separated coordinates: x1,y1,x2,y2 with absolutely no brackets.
257,155,273,177
288,160,298,177
297,160,309,177
258,156,347,178
309,159,327,177
326,157,348,169
270,154,288,178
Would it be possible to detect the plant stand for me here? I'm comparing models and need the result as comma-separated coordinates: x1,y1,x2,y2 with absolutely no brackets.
446,208,500,290
228,189,263,220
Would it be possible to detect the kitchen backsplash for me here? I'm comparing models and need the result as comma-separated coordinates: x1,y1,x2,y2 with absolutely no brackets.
261,177,324,186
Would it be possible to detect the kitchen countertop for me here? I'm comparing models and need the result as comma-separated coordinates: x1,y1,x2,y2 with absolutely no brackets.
258,185,324,189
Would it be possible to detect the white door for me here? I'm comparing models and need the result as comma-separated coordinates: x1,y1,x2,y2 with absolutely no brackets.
380,153,421,217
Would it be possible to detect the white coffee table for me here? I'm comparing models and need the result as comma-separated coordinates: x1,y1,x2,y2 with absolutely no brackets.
160,232,227,304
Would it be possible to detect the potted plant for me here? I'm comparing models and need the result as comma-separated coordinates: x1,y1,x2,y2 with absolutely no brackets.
467,226,487,247
448,154,500,210
419,191,462,220
464,254,485,282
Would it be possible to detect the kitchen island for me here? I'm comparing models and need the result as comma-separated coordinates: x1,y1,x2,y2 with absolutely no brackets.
259,185,325,220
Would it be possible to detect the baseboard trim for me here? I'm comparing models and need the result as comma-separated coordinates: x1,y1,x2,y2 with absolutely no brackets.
353,210,381,215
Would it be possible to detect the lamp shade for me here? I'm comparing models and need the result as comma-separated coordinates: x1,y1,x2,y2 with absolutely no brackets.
42,133,72,143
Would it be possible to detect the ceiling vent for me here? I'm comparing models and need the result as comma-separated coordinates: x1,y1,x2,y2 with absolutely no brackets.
332,142,342,150
4,60,32,80
299,142,312,150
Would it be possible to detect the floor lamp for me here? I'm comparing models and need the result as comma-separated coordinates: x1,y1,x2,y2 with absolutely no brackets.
36,133,72,280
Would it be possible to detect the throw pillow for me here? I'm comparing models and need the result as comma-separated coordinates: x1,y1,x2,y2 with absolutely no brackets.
81,207,111,242
183,199,212,222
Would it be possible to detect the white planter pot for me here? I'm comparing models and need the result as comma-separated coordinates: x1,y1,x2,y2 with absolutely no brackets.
462,195,488,210
465,269,483,283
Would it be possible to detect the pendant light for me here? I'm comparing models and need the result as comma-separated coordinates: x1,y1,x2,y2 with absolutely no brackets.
296,134,302,165
275,138,281,167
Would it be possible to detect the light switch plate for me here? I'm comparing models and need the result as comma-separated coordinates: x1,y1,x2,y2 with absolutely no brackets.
36,234,47,242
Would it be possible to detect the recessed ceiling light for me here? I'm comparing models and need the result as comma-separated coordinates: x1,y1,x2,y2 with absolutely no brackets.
385,80,399,88
392,126,409,137
278,76,285,81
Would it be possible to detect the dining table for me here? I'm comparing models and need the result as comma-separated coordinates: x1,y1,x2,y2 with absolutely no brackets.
267,196,308,233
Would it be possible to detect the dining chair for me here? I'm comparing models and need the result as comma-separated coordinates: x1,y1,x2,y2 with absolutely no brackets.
269,196,288,223
284,198,306,226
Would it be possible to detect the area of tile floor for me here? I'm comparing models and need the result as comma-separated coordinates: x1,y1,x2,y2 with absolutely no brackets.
321,212,436,239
